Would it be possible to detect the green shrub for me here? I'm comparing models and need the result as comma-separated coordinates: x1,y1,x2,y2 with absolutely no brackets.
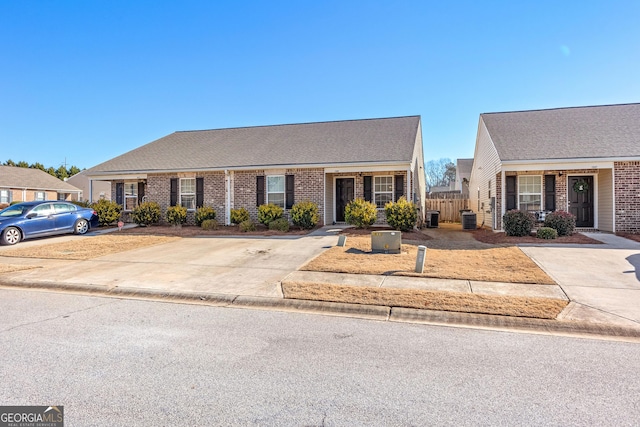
269,218,290,232
201,219,219,230
384,197,417,231
536,227,558,239
91,199,122,226
345,198,377,228
290,201,319,229
195,206,216,226
239,219,256,232
258,203,283,226
503,210,535,237
544,210,576,236
9,201,21,206
166,205,187,226
71,200,92,208
230,207,250,225
131,201,161,226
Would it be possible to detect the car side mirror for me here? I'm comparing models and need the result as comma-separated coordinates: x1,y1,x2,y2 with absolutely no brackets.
26,212,38,219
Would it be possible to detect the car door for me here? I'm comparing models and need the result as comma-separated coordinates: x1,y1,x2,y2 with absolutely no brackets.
20,203,57,238
53,202,77,231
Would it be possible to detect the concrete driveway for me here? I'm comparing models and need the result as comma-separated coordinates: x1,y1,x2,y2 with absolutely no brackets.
0,230,339,298
520,233,640,328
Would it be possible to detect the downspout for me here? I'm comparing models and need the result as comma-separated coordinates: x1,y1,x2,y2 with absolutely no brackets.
225,170,231,225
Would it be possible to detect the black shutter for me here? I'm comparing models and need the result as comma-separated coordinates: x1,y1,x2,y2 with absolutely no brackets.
256,176,265,206
285,175,295,209
394,175,404,201
363,176,372,202
137,182,145,204
545,175,556,211
196,177,204,208
506,176,517,211
115,183,124,206
170,178,178,206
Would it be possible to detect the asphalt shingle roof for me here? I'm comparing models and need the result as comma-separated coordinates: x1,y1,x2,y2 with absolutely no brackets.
88,116,421,174
0,166,81,192
481,103,640,161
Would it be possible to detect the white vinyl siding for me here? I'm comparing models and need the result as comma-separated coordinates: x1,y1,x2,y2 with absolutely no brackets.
518,175,542,212
180,178,196,210
598,169,613,232
267,175,285,208
469,119,501,227
373,176,393,209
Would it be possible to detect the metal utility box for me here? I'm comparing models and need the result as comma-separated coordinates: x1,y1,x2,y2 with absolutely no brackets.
427,211,440,228
462,212,477,230
371,230,401,254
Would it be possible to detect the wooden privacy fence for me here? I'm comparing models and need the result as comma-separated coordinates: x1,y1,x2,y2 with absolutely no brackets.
424,196,470,222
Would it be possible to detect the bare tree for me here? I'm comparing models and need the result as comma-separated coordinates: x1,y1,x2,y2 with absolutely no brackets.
425,158,456,189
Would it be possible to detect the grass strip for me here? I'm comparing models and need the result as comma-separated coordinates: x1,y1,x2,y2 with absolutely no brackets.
283,281,568,319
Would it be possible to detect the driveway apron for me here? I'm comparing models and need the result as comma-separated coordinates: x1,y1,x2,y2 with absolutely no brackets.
520,233,640,327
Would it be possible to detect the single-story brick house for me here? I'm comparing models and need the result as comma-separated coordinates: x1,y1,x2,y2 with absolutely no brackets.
85,116,426,226
469,103,640,233
0,165,82,205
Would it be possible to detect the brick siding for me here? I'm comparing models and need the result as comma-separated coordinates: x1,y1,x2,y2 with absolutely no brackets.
614,161,640,233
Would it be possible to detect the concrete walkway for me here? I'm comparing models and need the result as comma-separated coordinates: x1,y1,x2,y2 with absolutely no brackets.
520,233,640,329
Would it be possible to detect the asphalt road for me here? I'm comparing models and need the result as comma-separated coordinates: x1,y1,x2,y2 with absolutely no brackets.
1,289,640,426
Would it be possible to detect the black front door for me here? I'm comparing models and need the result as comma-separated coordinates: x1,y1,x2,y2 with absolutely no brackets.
568,176,594,227
335,178,354,222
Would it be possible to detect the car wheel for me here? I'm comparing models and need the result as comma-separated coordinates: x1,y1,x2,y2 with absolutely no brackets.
74,219,89,235
1,227,21,245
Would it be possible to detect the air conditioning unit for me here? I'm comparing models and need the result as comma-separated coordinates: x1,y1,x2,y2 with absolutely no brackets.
371,231,401,254
462,212,477,230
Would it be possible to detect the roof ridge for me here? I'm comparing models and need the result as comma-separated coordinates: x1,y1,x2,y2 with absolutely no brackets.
481,102,640,116
174,115,421,134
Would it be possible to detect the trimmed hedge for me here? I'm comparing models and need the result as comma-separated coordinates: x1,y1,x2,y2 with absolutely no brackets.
201,219,219,230
195,206,216,227
269,218,290,232
345,198,377,229
91,199,122,226
166,205,187,226
258,203,283,226
291,201,319,229
384,197,417,231
239,219,256,232
536,227,558,240
544,210,576,236
503,210,535,237
131,201,161,226
230,207,250,225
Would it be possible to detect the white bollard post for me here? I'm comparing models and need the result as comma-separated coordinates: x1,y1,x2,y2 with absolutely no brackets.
415,245,427,273
337,235,347,247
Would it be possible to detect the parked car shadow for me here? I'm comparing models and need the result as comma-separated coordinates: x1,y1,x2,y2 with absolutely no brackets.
625,254,640,282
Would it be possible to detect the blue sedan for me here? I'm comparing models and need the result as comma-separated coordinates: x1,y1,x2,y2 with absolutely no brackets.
0,201,99,245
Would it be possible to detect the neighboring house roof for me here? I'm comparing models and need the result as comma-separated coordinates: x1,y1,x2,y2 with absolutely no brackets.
481,103,640,161
456,158,473,177
0,166,81,192
87,116,421,175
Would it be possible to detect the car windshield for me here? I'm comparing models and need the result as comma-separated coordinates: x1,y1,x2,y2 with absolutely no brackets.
0,204,29,217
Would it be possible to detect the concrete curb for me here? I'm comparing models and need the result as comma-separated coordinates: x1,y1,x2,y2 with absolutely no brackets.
1,279,639,340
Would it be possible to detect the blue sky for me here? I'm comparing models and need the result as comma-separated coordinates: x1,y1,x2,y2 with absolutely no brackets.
1,1,639,170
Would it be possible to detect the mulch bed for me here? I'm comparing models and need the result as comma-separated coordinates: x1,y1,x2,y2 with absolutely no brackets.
114,224,313,237
340,226,432,242
472,228,603,245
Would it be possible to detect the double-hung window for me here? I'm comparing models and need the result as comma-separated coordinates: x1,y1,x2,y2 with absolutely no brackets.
267,176,285,208
124,182,138,211
518,176,542,212
180,178,196,210
0,189,10,204
373,176,393,209
34,191,46,201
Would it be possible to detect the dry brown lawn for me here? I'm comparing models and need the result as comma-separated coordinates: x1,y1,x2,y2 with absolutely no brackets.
0,264,39,273
0,235,178,260
302,235,555,284
283,282,567,319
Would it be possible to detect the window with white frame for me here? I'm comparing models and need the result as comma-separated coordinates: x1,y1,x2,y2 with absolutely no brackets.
180,178,196,210
518,175,542,212
124,182,138,211
34,191,46,201
267,175,285,208
374,176,393,209
0,189,10,204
